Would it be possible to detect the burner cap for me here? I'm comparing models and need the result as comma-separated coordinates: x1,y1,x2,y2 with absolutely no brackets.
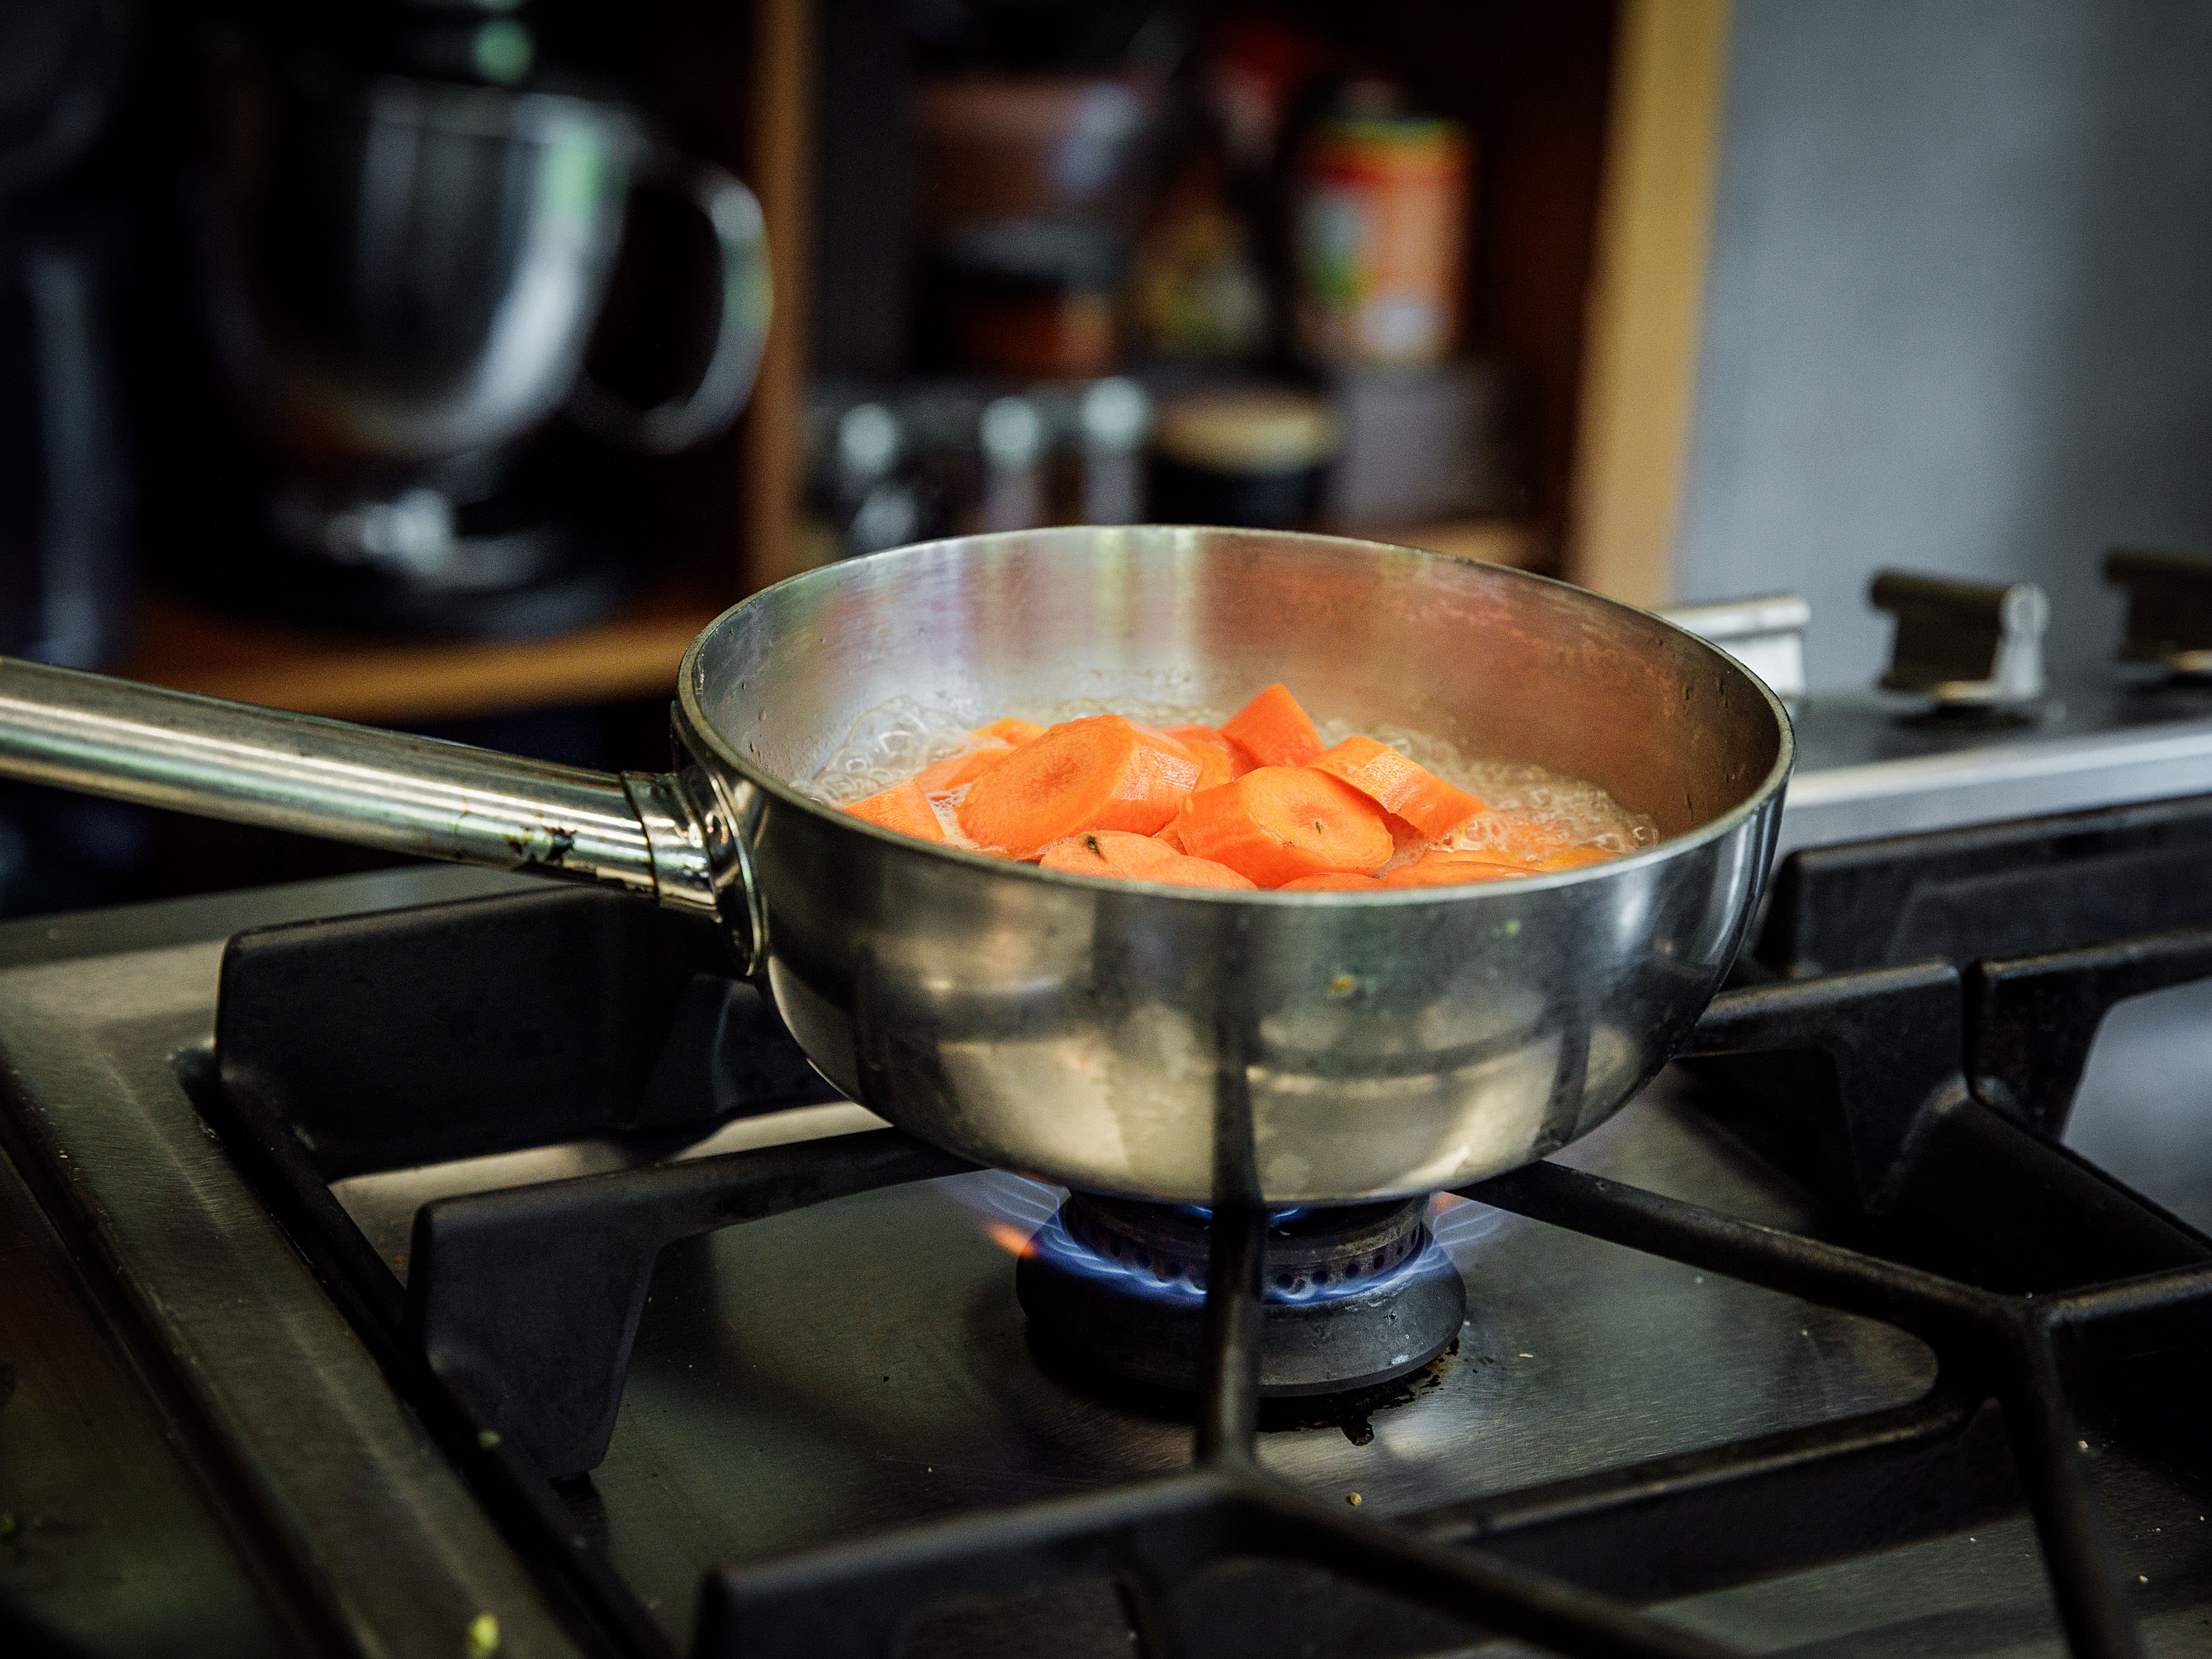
1014,1193,1466,1399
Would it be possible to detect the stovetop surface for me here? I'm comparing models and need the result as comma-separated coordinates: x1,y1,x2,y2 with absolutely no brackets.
337,1081,1944,1637
1769,676,2212,859
1787,675,2212,776
0,869,581,1659
332,1087,2212,1657
3,868,2211,1657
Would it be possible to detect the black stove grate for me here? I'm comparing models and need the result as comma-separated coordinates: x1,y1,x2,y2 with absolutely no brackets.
1753,790,2212,979
693,955,2212,1659
191,848,2212,1657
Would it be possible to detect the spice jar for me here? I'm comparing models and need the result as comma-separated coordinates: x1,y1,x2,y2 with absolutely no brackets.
1293,103,1472,367
1147,387,1339,529
937,221,1123,381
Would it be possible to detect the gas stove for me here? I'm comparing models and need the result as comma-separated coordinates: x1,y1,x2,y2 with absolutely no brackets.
2,818,2209,1655
6,562,2212,1658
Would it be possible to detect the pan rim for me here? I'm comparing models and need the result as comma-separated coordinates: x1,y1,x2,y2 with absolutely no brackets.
676,527,1796,904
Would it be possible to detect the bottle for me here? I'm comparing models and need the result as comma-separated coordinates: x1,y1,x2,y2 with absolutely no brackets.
1148,386,1339,529
833,402,924,556
1076,377,1150,525
1294,85,1472,368
976,395,1046,532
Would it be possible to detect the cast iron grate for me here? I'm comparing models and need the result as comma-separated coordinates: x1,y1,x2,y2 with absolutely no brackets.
1752,790,2212,979
194,864,2212,1657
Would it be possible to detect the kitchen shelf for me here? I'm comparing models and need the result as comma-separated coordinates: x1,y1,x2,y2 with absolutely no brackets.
121,574,725,726
118,518,1540,728
107,0,1692,733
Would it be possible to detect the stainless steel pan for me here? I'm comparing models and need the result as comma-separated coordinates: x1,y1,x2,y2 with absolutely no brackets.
0,528,1791,1204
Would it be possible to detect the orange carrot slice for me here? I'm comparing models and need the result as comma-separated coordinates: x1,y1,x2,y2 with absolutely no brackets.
1038,830,1257,889
1449,811,1572,866
1220,684,1324,769
1309,736,1481,838
1171,767,1394,887
1144,723,1233,790
1379,852,1528,888
1039,829,1178,878
974,717,1044,746
1532,845,1614,872
1279,871,1385,891
957,715,1202,854
1165,723,1252,782
1384,812,1432,854
913,740,1014,794
846,777,946,843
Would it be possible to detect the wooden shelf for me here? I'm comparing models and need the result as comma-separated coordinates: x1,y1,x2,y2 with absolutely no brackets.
121,574,725,726
118,522,1537,728
1564,0,1731,607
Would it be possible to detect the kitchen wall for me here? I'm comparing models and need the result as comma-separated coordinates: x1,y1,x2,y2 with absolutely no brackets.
1674,0,2212,690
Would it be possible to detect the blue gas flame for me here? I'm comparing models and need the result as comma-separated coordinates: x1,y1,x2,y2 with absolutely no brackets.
952,1173,1506,1306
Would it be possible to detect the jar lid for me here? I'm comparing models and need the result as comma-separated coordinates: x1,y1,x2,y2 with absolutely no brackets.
1312,114,1467,149
1153,387,1340,473
1304,116,1471,186
1307,81,1465,152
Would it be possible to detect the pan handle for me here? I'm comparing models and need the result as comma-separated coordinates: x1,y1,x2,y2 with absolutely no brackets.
0,656,721,914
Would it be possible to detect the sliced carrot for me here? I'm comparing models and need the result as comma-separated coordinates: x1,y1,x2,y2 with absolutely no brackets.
1309,736,1482,838
1038,830,1257,890
1171,767,1394,887
1533,844,1614,872
913,740,1014,794
957,715,1202,855
1219,684,1324,769
1448,810,1573,866
1158,856,1260,890
974,716,1044,746
1279,871,1385,891
1384,811,1432,854
1143,723,1233,790
1164,723,1252,782
1039,829,1177,878
1379,852,1528,889
846,777,946,843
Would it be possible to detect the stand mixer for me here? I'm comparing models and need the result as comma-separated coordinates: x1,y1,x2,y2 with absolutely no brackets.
192,7,769,634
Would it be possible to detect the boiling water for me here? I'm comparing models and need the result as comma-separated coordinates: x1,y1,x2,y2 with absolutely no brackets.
804,698,1660,858
1312,718,1660,859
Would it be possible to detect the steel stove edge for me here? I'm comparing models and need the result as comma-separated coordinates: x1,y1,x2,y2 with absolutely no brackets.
1778,713,2212,859
0,888,588,1659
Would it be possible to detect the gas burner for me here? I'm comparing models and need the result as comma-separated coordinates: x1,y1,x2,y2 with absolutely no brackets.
1014,1193,1467,1399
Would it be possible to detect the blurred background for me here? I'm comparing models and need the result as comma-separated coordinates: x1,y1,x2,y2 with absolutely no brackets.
4,0,2211,914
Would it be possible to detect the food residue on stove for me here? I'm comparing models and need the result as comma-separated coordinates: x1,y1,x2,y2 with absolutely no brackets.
1265,1338,1460,1445
819,682,1657,889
